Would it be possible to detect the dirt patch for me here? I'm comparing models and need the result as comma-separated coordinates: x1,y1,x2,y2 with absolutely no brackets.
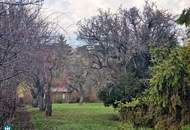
13,108,35,130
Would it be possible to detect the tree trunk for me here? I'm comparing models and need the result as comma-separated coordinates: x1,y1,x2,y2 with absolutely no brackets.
31,87,38,107
45,83,52,116
38,95,45,111
32,98,38,107
45,95,52,116
79,85,85,104
31,78,42,108
79,95,84,104
38,83,45,111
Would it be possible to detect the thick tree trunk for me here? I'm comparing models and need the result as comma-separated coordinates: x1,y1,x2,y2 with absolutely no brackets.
45,83,52,116
79,95,84,104
32,98,38,107
38,83,45,111
38,95,45,111
45,96,52,116
31,78,43,109
31,87,38,107
79,85,85,104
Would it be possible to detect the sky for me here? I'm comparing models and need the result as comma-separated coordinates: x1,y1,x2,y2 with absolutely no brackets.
42,0,190,46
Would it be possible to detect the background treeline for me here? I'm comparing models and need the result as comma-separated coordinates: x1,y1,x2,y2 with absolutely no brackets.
1,0,190,129
77,1,177,107
77,2,190,130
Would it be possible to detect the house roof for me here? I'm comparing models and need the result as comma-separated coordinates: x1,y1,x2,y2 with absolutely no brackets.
51,87,72,93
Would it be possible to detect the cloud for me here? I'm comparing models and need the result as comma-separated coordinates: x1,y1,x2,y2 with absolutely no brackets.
43,0,190,46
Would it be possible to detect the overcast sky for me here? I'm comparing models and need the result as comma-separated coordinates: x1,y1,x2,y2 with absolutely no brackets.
42,0,190,46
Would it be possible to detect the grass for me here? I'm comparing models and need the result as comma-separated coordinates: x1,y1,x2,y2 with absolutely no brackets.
27,103,190,130
28,103,151,130
183,125,190,130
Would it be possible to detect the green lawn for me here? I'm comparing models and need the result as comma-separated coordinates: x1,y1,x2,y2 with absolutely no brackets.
28,103,190,130
28,103,151,130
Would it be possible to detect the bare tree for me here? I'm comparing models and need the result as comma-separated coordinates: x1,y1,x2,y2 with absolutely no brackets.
0,0,57,124
77,2,178,88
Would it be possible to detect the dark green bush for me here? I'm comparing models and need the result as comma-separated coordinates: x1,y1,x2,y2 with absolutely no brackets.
98,72,145,108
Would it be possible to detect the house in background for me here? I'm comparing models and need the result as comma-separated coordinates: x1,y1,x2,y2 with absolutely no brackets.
16,78,98,104
51,79,80,103
51,87,80,103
